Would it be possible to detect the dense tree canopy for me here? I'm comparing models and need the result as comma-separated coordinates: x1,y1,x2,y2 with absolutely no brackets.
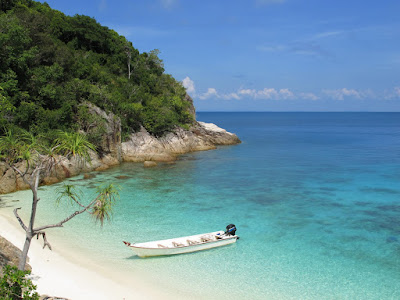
0,0,193,142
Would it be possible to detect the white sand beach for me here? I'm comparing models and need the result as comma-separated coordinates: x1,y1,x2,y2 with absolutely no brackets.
0,212,174,300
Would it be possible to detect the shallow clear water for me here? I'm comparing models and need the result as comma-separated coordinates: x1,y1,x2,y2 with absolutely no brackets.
4,112,400,299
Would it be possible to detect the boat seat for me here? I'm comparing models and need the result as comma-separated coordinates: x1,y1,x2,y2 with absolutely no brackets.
187,239,200,245
200,235,215,243
172,241,185,247
157,244,168,248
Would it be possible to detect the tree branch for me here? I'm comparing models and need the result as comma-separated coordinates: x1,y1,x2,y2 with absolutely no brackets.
33,198,98,232
33,167,41,190
13,208,27,232
70,195,87,209
36,231,52,250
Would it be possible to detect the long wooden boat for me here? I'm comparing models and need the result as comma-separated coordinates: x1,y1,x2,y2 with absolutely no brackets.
123,225,239,258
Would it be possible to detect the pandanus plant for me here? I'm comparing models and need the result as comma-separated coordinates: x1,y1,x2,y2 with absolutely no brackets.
0,129,119,270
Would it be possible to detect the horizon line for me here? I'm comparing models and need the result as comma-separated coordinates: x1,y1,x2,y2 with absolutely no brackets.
196,111,400,113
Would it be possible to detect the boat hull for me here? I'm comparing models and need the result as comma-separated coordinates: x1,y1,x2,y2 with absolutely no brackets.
125,231,238,257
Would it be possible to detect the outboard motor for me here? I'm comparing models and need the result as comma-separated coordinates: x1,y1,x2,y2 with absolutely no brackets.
225,224,237,236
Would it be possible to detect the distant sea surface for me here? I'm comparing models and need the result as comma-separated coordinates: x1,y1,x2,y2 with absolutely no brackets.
6,112,400,299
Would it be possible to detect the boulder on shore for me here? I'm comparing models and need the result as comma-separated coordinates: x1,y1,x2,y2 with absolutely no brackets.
0,235,31,275
143,161,157,168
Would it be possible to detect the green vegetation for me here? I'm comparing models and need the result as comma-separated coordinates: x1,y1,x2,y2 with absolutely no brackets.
0,265,39,299
0,0,194,143
0,128,119,271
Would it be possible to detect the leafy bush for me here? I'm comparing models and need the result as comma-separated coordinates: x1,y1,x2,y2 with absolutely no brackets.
0,265,39,300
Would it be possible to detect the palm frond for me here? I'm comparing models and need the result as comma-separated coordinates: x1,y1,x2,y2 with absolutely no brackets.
56,184,83,206
54,131,96,164
91,183,120,226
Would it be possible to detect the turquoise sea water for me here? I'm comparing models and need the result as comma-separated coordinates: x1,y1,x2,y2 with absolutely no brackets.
3,112,400,299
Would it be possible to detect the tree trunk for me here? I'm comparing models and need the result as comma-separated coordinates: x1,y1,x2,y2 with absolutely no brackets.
125,46,132,79
18,169,40,270
18,234,32,271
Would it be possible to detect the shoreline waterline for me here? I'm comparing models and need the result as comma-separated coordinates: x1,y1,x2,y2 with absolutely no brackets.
0,204,192,300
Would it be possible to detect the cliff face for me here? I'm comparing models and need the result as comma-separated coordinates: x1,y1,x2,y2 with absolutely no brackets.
85,102,122,163
0,103,241,194
184,93,196,118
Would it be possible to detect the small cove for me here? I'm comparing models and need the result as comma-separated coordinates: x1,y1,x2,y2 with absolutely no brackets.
2,112,400,299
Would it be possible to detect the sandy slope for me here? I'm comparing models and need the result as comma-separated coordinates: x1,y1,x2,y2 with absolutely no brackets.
0,212,170,300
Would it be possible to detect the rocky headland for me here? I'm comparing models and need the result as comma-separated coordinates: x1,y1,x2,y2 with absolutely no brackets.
122,121,240,162
0,102,240,194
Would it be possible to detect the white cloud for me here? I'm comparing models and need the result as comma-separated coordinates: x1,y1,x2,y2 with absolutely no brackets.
256,88,279,99
217,87,296,100
300,92,319,101
252,88,295,100
323,88,363,100
191,86,382,102
182,77,195,94
279,88,295,99
199,88,219,100
238,89,256,96
383,87,400,100
197,87,279,101
222,93,240,100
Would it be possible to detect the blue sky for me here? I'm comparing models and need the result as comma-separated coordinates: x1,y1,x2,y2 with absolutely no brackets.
39,0,400,111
